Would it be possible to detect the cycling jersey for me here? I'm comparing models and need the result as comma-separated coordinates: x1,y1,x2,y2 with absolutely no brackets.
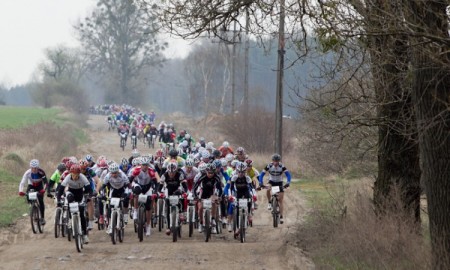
130,167,157,186
181,166,199,191
262,162,288,183
103,171,129,189
19,168,48,192
50,170,61,184
160,170,187,195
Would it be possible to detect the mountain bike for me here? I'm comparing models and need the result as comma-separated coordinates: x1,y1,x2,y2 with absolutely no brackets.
119,132,127,151
54,197,66,238
27,190,44,234
186,192,197,237
168,195,182,242
214,197,223,234
68,196,87,252
147,133,156,149
131,134,137,149
136,191,154,242
270,186,281,228
109,197,125,245
233,197,251,243
202,198,213,242
156,192,166,232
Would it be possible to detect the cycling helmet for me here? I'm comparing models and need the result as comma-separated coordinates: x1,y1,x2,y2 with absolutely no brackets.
230,160,239,168
195,142,201,148
236,147,245,155
70,164,81,174
205,143,214,150
220,158,228,167
107,160,115,166
180,140,188,147
272,153,281,162
185,159,195,167
245,159,253,167
69,156,78,164
97,155,106,164
57,163,66,172
199,137,205,142
167,161,178,173
169,149,178,158
98,159,108,169
185,134,191,139
85,154,93,162
121,157,129,166
29,159,40,168
131,158,139,166
109,163,119,173
222,141,229,148
132,149,140,158
79,160,89,169
225,153,234,162
213,159,222,169
156,156,165,166
236,162,247,172
212,149,221,158
198,163,207,172
155,149,164,157
205,163,216,173
201,151,210,159
141,157,150,165
61,157,70,164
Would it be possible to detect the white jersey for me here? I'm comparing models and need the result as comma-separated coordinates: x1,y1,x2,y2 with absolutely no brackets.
103,171,129,189
61,174,90,190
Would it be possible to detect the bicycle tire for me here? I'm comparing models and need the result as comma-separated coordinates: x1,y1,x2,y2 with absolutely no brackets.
118,213,124,243
138,207,144,242
240,212,246,243
272,198,278,228
30,204,38,234
172,208,177,242
54,208,61,238
233,207,238,239
61,211,66,238
73,215,82,252
204,210,211,242
158,199,164,232
188,207,194,237
111,211,117,245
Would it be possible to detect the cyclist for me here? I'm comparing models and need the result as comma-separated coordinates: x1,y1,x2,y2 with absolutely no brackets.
80,159,101,230
58,164,92,243
129,157,160,236
193,163,223,233
18,159,49,226
258,153,291,224
225,162,256,233
235,147,247,162
117,120,129,143
47,162,66,198
176,129,187,144
159,161,187,235
100,163,131,234
162,149,186,174
245,159,260,209
218,141,234,158
85,154,95,168
120,157,131,174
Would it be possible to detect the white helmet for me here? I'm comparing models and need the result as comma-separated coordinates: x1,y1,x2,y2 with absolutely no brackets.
222,141,229,148
30,159,40,168
109,163,119,173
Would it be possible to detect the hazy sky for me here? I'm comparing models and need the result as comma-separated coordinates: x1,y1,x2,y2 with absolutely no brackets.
0,0,191,87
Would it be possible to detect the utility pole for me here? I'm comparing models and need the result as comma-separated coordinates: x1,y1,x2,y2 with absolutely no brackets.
243,7,250,117
231,20,237,114
275,0,285,157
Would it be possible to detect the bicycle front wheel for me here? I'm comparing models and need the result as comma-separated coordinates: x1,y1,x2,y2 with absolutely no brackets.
204,210,211,242
272,198,279,228
73,215,82,252
111,211,117,245
138,207,144,242
54,208,61,238
30,204,38,234
240,212,246,243
172,209,177,242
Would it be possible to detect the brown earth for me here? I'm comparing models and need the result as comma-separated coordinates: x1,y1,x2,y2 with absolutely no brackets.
0,115,314,270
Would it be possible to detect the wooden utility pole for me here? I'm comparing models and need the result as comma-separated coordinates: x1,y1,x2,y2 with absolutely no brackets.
243,7,250,117
231,20,237,114
275,0,285,156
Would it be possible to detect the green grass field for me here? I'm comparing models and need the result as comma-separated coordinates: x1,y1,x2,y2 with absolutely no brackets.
0,106,61,129
0,170,29,227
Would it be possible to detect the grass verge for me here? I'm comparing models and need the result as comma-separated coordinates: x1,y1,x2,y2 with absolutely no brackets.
0,170,28,227
0,106,61,129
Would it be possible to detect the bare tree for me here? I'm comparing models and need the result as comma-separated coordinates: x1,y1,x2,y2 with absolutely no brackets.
76,0,167,105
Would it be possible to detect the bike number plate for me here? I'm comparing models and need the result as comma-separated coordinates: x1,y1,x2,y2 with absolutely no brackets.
69,202,79,213
271,186,280,194
203,199,212,209
169,196,179,205
28,192,38,201
138,194,148,203
239,200,248,209
110,197,121,208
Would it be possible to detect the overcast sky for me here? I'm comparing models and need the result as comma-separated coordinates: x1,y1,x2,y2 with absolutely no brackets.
0,0,191,87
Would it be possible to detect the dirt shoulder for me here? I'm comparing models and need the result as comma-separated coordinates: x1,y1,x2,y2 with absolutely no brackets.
0,115,314,270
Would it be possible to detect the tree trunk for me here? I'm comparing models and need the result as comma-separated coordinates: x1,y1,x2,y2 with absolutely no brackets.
408,1,450,267
369,0,421,223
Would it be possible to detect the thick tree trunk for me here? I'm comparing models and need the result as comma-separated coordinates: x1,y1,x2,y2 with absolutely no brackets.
368,0,421,223
408,1,450,267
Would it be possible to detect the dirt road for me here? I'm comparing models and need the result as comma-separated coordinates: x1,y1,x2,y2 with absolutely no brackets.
0,115,314,270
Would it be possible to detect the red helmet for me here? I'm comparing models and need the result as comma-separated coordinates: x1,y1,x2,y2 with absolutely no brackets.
70,164,81,174
245,159,253,167
98,159,108,168
155,149,164,157
79,160,89,170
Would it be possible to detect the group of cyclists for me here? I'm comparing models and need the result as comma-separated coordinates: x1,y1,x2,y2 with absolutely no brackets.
18,114,292,246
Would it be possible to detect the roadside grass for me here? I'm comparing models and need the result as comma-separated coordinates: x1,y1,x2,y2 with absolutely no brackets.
0,106,61,129
0,107,85,227
296,176,432,270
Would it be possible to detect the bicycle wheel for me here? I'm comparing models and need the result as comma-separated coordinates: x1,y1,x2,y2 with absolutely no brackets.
67,220,72,242
240,213,246,243
54,208,61,238
111,211,117,245
118,213,124,243
204,210,211,242
138,207,144,242
233,207,238,239
171,209,177,242
61,211,66,238
158,199,164,232
188,207,194,237
73,215,82,252
272,199,279,228
30,205,38,234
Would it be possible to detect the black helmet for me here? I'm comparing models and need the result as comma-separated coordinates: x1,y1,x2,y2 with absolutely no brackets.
272,153,281,162
212,149,221,158
169,149,178,158
57,163,67,171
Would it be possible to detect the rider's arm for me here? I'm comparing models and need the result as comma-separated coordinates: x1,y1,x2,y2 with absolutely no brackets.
224,181,231,196
18,170,30,193
285,170,292,184
220,168,230,181
258,171,266,186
